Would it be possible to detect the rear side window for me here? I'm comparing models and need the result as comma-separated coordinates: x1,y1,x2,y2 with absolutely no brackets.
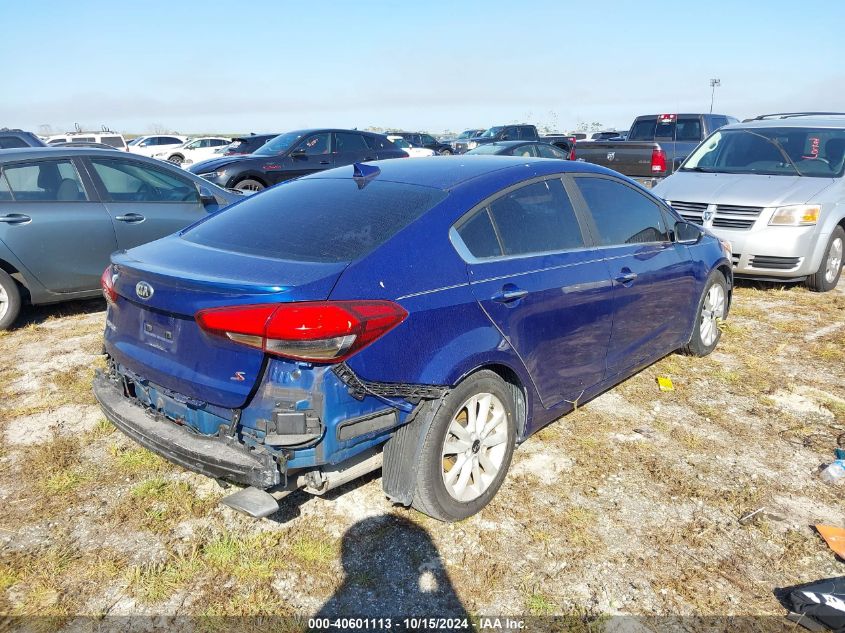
334,133,369,152
101,136,125,148
364,135,395,150
0,137,28,149
90,158,199,203
628,118,657,141
1,160,88,201
456,178,584,259
675,118,702,141
574,177,669,245
183,179,448,263
0,172,12,200
537,144,567,159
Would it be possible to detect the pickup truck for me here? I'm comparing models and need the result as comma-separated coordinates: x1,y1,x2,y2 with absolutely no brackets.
576,113,738,188
453,124,576,158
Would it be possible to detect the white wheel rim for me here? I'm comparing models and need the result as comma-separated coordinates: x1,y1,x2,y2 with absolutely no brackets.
825,237,843,284
0,284,8,321
237,182,261,192
699,283,726,347
441,392,507,502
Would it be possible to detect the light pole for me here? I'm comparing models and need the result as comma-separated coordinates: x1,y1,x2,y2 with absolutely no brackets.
709,78,721,114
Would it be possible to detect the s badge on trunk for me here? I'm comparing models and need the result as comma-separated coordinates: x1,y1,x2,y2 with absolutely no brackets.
135,281,154,300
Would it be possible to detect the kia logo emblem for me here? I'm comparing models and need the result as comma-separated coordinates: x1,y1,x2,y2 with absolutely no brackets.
135,281,154,300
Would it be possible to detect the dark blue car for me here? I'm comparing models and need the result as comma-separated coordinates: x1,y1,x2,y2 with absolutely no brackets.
94,156,732,521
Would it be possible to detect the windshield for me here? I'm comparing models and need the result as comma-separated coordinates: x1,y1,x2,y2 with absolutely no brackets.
682,127,845,177
253,131,308,156
457,130,476,140
480,126,504,138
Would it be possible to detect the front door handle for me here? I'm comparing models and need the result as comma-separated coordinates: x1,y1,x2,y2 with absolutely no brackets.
492,287,528,303
364,156,376,161
115,213,145,223
0,213,31,225
319,160,331,165
615,269,638,286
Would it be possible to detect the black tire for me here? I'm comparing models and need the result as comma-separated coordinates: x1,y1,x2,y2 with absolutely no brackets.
233,178,265,192
0,269,22,331
682,270,728,357
806,226,844,292
439,149,453,155
167,154,184,165
411,370,516,522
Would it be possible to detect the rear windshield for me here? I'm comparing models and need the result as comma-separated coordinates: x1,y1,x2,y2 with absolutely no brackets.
182,178,448,262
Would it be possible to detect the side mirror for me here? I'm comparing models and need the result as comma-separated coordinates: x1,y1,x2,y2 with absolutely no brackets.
198,186,217,206
500,134,510,141
675,220,704,245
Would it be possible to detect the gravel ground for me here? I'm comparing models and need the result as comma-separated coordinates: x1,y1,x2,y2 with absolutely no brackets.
0,278,843,629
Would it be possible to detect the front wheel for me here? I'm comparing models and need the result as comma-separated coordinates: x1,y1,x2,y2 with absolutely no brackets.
806,226,844,292
0,269,22,330
682,270,728,357
233,178,265,193
167,154,184,165
412,370,516,522
439,149,453,155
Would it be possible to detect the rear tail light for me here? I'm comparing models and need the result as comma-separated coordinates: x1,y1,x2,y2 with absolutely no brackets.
195,300,408,363
101,265,118,306
568,144,576,161
651,147,667,173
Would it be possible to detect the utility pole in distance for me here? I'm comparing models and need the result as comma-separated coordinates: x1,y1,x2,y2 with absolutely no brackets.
710,78,721,114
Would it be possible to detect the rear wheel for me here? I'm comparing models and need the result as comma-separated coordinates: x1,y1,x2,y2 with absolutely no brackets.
233,178,265,193
683,271,727,357
167,154,184,165
412,370,516,522
0,270,22,330
806,226,844,292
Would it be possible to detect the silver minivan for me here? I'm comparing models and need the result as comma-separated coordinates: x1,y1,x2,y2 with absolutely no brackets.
654,114,845,291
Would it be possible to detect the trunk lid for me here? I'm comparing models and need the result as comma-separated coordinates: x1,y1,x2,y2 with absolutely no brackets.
105,235,347,409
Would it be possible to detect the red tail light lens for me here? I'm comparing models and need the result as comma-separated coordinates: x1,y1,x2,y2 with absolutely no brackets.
651,147,667,173
569,144,576,161
101,266,118,306
195,300,408,363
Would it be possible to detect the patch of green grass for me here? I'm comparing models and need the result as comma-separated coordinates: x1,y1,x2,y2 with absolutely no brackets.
40,468,93,494
128,553,201,603
525,591,557,615
290,534,339,568
202,532,281,581
86,417,115,440
109,445,168,473
114,477,215,533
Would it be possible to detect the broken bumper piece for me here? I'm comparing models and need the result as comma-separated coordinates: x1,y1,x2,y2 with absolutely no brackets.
93,371,282,489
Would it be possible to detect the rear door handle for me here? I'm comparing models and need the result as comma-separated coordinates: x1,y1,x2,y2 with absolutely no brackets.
0,214,31,224
615,269,638,286
492,287,528,303
115,213,145,223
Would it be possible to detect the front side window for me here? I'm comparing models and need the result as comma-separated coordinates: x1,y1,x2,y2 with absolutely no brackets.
185,140,201,150
294,133,331,155
1,160,88,201
628,118,657,141
162,137,182,145
480,126,504,138
574,177,669,245
90,158,199,203
682,127,845,177
675,118,702,142
420,134,437,145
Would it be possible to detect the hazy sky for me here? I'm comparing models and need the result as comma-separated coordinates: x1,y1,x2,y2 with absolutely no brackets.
3,0,844,135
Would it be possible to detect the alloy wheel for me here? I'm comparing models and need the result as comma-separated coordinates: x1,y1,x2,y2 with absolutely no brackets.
441,392,508,502
825,237,843,284
0,284,7,321
699,283,726,347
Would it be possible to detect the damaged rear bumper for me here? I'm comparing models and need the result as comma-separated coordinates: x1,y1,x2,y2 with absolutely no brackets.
93,371,282,489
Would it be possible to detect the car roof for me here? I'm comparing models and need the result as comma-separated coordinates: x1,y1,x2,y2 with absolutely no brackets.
0,147,168,163
724,116,845,130
307,155,612,191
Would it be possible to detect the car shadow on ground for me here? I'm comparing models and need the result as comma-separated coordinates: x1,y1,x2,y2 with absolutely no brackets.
12,298,106,329
310,514,469,627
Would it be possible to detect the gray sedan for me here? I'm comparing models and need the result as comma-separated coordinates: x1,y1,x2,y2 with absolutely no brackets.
0,147,240,328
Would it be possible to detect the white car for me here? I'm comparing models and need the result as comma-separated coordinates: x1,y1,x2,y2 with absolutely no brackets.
153,137,232,167
127,134,188,157
45,131,128,150
387,135,435,158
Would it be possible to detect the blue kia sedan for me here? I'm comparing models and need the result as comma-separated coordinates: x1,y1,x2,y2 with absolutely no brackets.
94,157,732,521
